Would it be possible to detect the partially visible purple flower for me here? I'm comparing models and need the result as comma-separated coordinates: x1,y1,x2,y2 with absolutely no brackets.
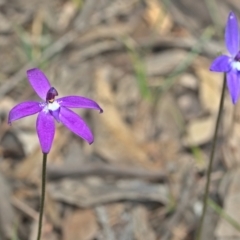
8,68,103,153
210,11,240,104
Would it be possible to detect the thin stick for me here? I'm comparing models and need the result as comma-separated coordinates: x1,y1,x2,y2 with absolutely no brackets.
195,74,226,240
36,153,48,240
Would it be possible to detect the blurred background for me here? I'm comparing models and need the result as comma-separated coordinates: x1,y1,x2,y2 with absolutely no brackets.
0,0,240,239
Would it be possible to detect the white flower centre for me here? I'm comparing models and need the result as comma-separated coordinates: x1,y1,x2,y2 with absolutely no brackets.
232,61,240,71
47,101,60,111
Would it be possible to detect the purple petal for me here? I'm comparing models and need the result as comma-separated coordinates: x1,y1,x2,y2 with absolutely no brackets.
227,70,240,104
8,101,42,124
225,12,239,56
210,55,231,72
57,96,103,113
59,107,93,144
27,68,51,100
36,111,55,153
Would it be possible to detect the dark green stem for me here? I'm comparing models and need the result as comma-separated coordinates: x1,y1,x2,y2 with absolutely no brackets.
36,153,48,240
196,74,226,240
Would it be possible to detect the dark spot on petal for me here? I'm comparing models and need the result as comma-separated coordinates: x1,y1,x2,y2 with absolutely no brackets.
46,87,58,102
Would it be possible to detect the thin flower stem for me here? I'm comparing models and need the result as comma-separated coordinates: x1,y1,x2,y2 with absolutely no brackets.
36,153,48,240
196,73,226,240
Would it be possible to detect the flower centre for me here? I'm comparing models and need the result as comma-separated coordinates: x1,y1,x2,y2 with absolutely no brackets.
46,87,58,103
48,101,60,111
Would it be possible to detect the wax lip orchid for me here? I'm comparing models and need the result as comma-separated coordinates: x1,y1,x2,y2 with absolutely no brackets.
8,68,103,153
210,11,240,104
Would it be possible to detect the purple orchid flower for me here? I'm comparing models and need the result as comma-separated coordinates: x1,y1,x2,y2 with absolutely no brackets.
210,11,240,104
8,68,103,154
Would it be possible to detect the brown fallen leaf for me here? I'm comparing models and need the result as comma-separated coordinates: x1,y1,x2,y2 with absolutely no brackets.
178,73,198,90
105,203,125,226
93,67,155,169
172,223,188,240
143,0,172,33
29,218,59,240
62,209,98,240
195,60,222,114
57,1,77,31
183,116,216,146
